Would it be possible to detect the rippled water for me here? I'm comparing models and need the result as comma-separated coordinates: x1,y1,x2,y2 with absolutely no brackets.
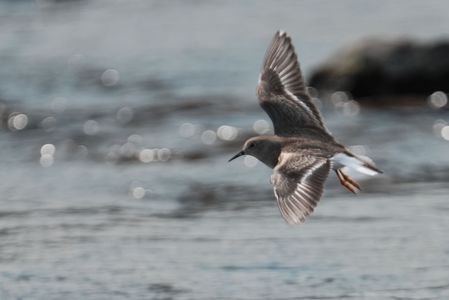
1,1,449,299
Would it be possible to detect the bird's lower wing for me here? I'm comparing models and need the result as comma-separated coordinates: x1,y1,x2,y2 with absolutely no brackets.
271,153,331,224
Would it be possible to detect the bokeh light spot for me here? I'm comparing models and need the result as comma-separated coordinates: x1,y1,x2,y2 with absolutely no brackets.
101,69,120,87
331,91,349,107
428,91,448,109
132,187,146,199
41,116,56,131
201,130,217,145
157,148,171,161
117,106,134,124
120,142,137,158
40,154,54,167
40,144,56,156
217,125,238,141
139,149,156,163
83,120,99,136
441,126,449,141
433,119,447,137
342,100,360,116
244,156,258,168
253,119,270,134
8,113,28,131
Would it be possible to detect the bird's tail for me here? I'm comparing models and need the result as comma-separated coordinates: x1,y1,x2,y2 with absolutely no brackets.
332,151,382,176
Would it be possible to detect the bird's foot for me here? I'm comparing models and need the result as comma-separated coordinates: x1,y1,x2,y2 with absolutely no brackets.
336,169,361,194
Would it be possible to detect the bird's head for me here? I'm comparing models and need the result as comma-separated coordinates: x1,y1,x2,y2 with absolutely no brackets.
228,136,281,168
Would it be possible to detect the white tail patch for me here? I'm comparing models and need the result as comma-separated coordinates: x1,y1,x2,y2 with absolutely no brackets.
332,153,379,176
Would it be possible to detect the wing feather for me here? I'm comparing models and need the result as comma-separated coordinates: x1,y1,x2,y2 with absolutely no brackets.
257,31,327,135
272,153,331,224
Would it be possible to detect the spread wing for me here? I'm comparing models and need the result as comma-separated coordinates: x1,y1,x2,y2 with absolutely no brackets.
271,153,331,224
257,31,327,135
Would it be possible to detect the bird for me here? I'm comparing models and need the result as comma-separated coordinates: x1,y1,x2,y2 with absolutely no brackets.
229,31,382,224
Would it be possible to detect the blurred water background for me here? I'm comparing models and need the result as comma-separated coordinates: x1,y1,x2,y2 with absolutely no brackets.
1,1,449,299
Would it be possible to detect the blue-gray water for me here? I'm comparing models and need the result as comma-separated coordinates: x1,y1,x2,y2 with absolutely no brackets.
1,1,449,299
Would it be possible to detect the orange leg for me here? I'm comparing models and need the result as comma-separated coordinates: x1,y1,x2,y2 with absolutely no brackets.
336,169,361,194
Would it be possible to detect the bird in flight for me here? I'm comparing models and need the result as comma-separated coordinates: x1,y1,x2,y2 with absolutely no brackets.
229,31,382,224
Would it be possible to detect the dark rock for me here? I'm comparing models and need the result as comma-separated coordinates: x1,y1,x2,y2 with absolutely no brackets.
309,38,449,100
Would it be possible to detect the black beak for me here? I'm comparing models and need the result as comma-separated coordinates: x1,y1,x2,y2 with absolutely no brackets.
228,151,245,162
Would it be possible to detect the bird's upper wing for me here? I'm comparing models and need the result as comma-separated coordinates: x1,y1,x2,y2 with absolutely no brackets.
271,152,331,224
257,31,327,135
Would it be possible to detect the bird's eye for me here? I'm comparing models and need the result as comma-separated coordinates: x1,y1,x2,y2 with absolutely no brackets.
249,143,255,148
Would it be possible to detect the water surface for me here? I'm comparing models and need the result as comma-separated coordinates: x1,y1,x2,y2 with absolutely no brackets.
1,1,449,299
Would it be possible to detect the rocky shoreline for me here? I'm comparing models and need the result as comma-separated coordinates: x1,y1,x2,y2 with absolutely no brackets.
309,37,449,107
